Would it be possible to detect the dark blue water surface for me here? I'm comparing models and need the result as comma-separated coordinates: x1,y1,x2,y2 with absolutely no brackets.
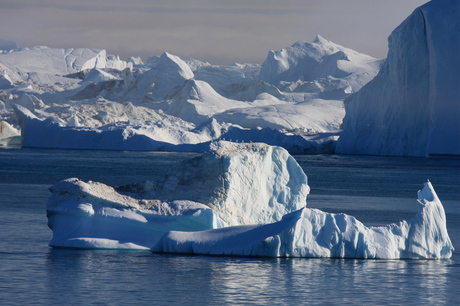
0,148,459,305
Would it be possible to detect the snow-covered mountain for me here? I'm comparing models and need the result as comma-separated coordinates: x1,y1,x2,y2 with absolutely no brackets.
336,0,460,157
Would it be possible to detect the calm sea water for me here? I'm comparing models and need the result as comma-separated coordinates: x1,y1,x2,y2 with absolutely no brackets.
0,148,459,305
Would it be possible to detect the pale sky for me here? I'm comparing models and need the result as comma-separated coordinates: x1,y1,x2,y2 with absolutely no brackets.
0,0,429,64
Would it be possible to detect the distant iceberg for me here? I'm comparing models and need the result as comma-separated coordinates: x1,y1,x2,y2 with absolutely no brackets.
13,102,339,154
0,120,21,146
1,35,374,151
47,142,453,259
259,35,382,93
0,46,131,85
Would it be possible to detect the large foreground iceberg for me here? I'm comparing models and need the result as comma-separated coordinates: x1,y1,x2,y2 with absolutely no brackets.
47,142,309,248
153,181,453,259
47,142,453,259
336,0,460,157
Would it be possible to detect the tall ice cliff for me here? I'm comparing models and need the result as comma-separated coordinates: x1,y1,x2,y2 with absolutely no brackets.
336,0,460,157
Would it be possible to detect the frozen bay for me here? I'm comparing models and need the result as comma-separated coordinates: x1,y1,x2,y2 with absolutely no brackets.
0,148,459,304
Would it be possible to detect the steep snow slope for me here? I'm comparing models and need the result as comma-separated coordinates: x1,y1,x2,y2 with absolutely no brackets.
166,79,249,124
336,0,460,157
260,35,382,92
136,52,194,101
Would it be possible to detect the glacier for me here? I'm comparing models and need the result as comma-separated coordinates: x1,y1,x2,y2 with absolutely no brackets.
46,141,453,259
336,0,460,157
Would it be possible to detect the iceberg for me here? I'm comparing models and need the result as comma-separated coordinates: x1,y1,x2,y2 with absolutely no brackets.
0,36,379,151
136,52,194,101
81,68,120,84
47,141,309,248
12,97,338,154
0,67,14,89
46,142,453,259
152,181,453,259
0,120,21,146
0,47,131,85
16,115,213,152
47,178,226,250
214,98,344,131
259,35,382,93
336,0,460,157
165,79,249,125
